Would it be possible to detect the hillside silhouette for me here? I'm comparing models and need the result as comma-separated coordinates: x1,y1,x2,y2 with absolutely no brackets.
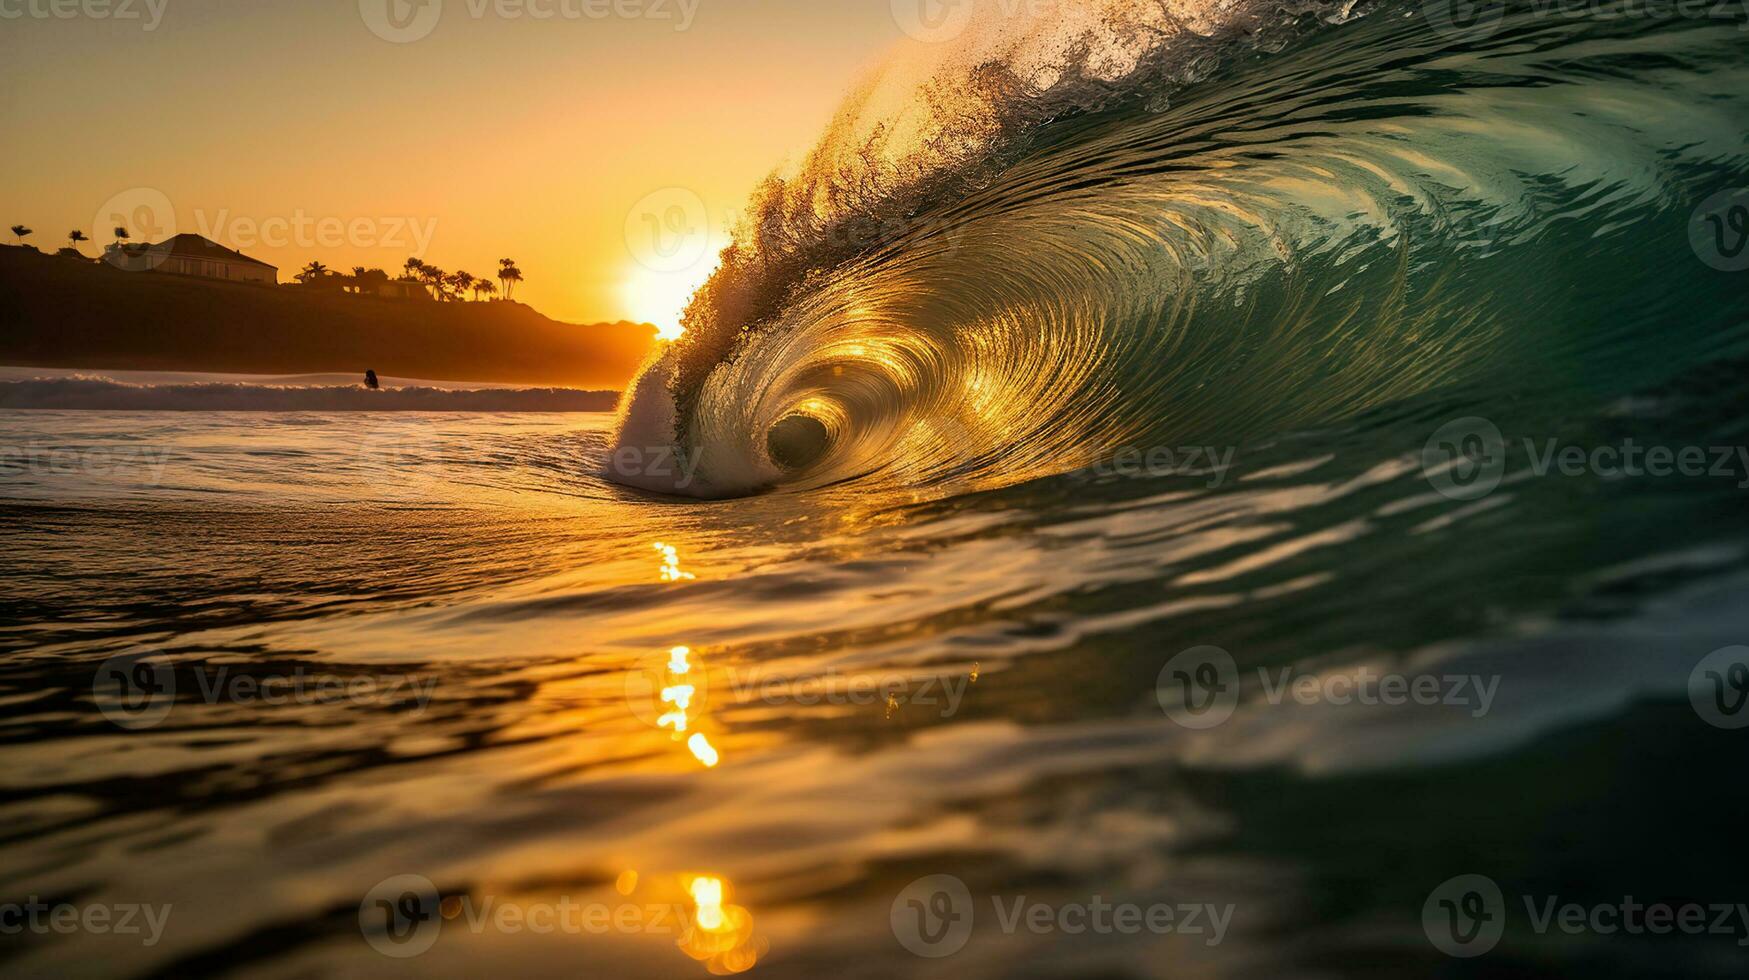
0,246,657,388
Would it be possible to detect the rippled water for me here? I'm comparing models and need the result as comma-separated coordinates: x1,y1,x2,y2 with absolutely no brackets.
7,0,1749,976
5,392,1749,977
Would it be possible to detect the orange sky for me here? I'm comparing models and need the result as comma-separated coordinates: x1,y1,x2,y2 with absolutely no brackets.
0,1,909,329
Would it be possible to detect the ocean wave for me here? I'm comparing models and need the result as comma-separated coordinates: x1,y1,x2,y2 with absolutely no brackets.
0,375,619,412
606,0,1749,498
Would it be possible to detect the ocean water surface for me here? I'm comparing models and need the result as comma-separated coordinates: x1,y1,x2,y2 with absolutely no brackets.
4,396,1749,977
5,0,1749,975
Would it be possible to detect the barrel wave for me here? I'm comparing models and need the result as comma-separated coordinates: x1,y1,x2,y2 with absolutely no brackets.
605,0,1749,498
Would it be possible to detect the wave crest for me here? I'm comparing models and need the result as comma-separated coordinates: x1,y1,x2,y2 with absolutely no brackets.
608,0,1749,498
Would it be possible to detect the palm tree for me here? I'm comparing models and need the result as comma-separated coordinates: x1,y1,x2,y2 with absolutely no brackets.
497,258,523,301
447,270,476,301
296,260,331,284
403,257,425,281
11,225,32,245
473,279,497,302
417,262,448,300
113,226,130,245
68,230,88,253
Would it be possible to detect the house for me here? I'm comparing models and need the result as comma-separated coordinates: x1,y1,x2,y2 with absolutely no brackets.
127,234,278,284
374,278,433,301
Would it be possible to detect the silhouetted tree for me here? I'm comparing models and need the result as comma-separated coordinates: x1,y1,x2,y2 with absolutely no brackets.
498,258,523,301
473,279,497,302
446,270,476,301
68,230,88,253
11,225,32,245
348,267,390,295
296,260,331,284
417,262,448,300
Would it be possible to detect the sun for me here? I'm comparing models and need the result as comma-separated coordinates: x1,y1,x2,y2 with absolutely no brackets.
621,254,725,342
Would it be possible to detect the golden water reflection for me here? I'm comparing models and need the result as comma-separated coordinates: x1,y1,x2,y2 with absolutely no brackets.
680,873,762,975
654,542,698,582
653,645,721,768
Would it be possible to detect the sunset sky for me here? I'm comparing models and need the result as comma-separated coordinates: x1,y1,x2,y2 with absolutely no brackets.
0,0,910,329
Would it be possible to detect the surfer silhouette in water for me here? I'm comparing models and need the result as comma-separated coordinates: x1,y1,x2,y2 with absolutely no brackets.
364,370,380,390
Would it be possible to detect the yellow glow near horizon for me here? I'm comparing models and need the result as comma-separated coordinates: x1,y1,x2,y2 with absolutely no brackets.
621,247,728,341
0,5,893,325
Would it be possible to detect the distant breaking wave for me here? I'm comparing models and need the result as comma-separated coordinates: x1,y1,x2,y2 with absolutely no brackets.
606,0,1749,498
0,375,619,412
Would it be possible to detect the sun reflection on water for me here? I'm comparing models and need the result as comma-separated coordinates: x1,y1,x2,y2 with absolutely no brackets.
654,542,697,582
650,645,721,768
680,874,763,975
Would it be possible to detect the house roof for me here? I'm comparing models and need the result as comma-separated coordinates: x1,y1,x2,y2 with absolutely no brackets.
150,234,277,270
